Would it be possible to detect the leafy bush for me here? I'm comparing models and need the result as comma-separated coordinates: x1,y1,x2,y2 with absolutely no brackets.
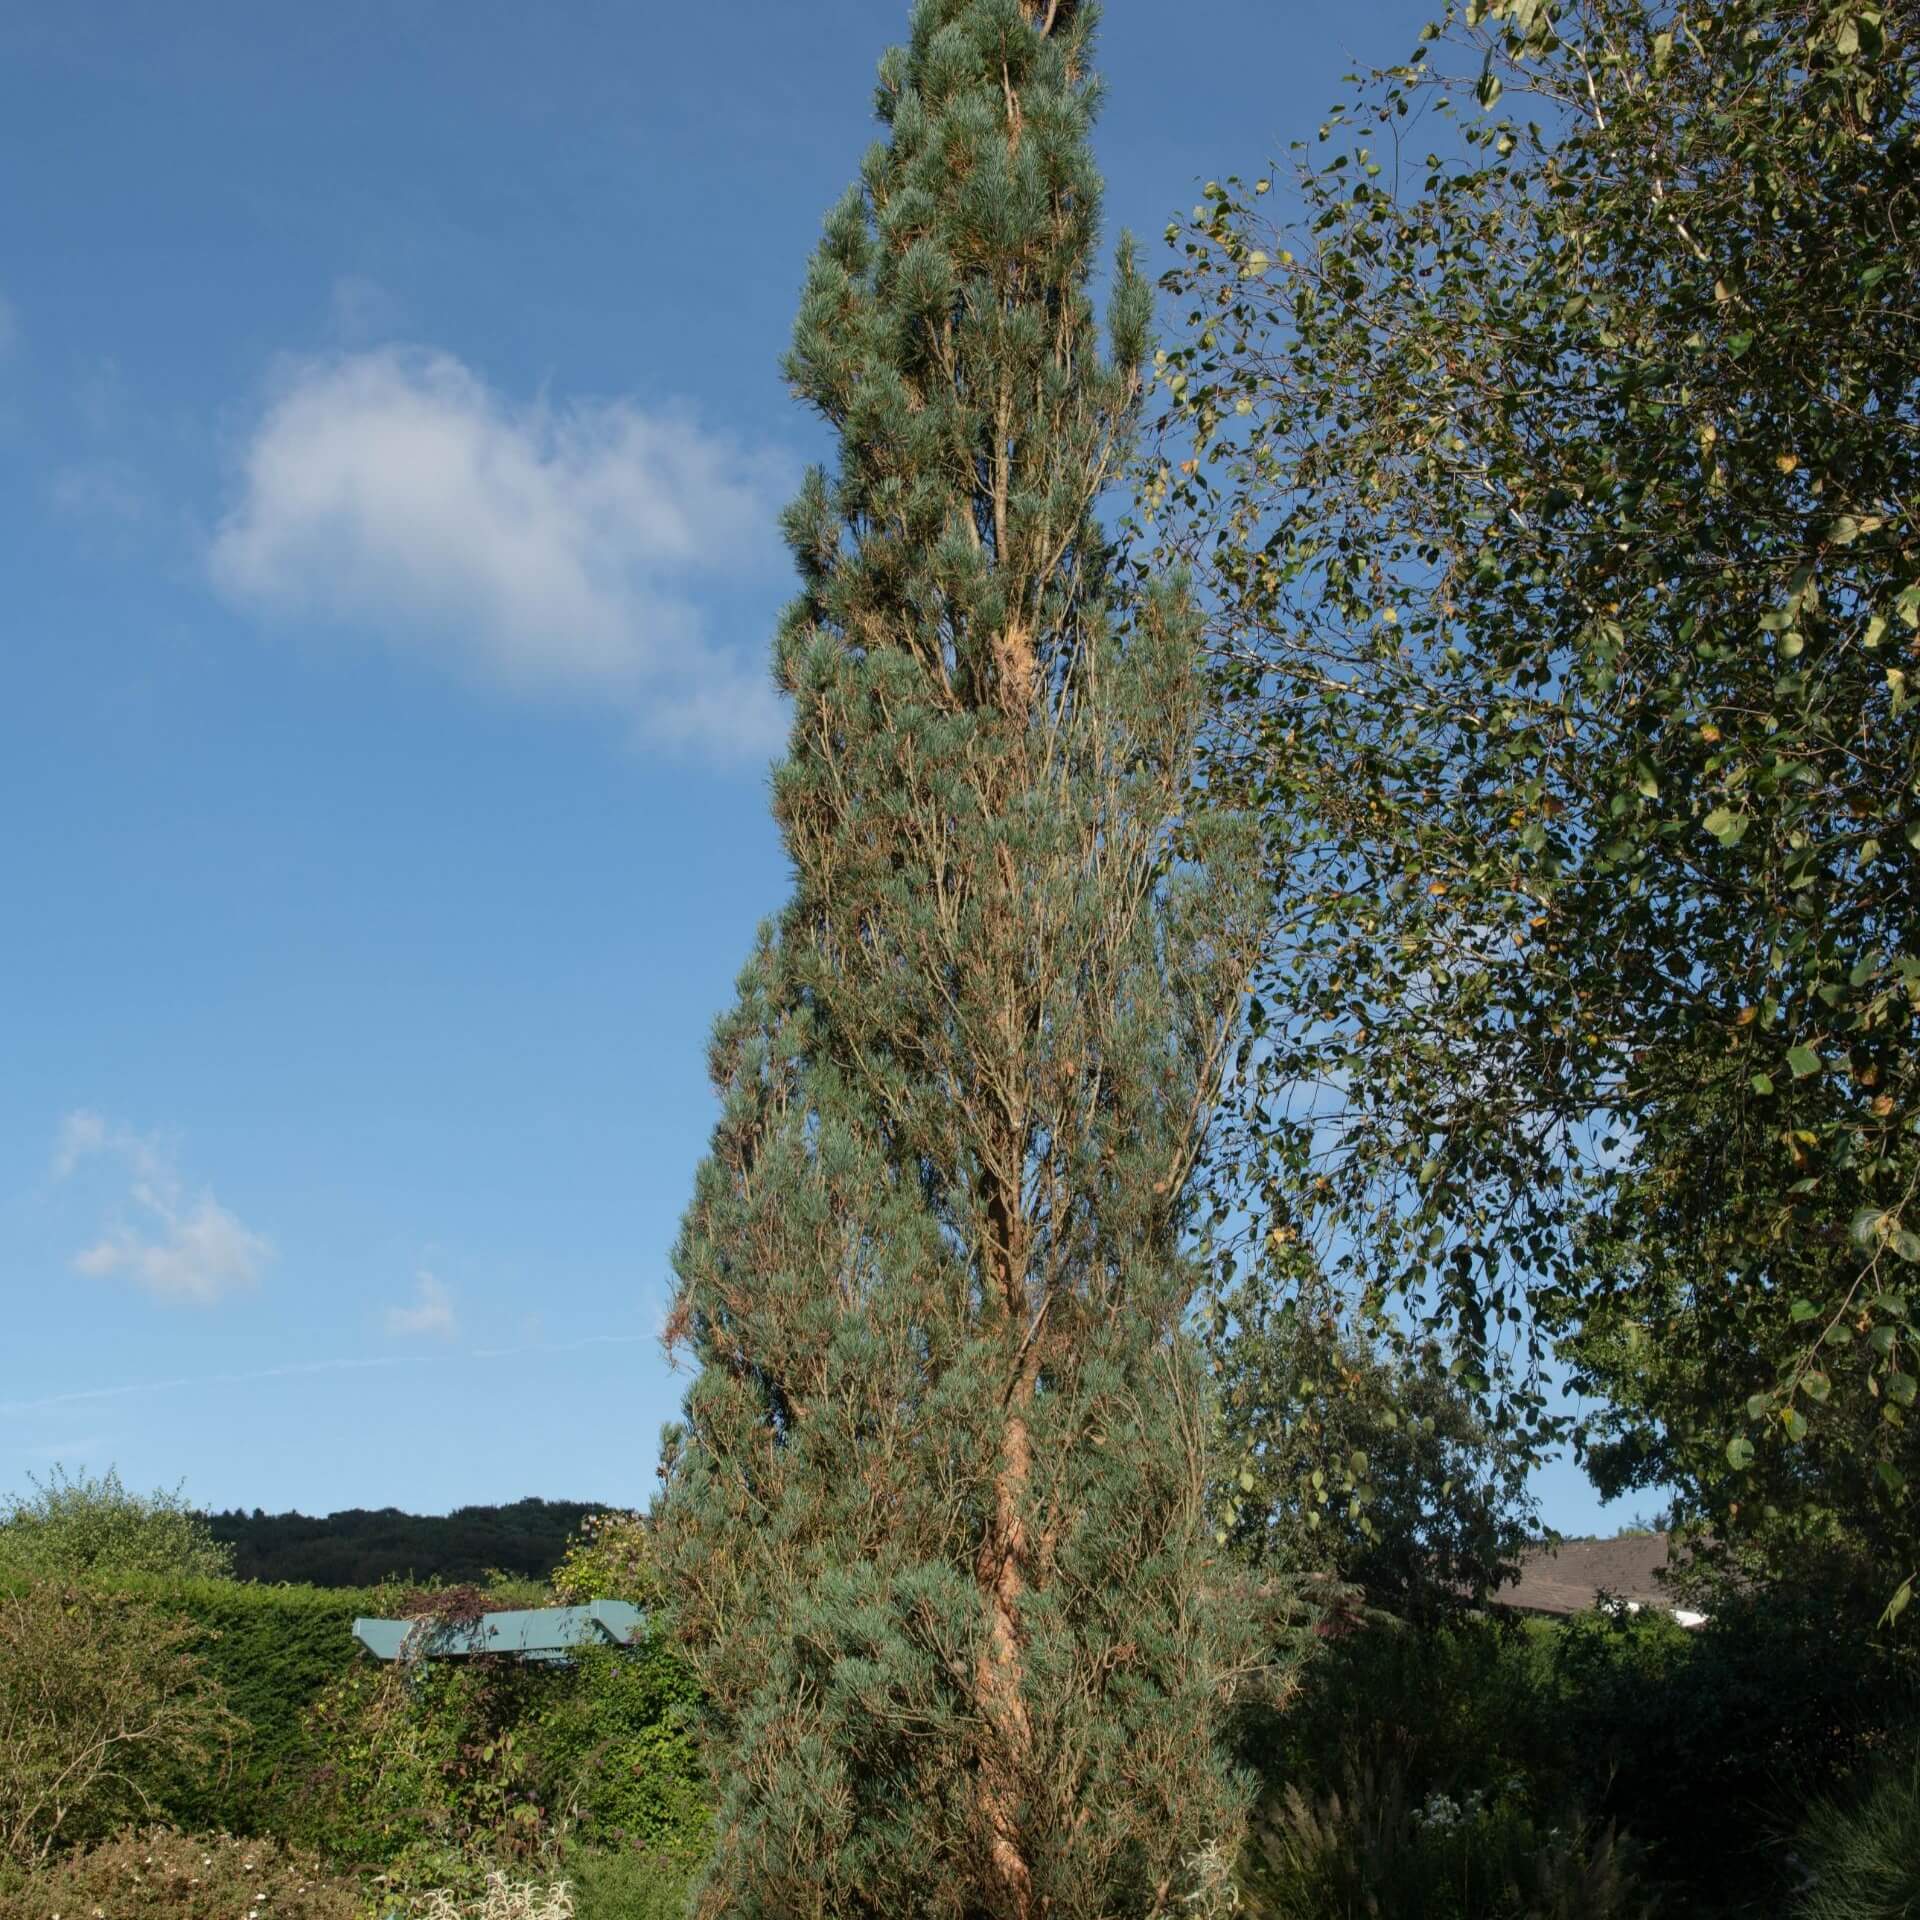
562,1845,700,1920
1544,1590,1910,1906
0,1466,232,1581
1250,1613,1553,1797
298,1656,536,1867
0,1826,359,1920
1792,1760,1920,1920
528,1642,706,1853
550,1513,659,1610
295,1633,706,1869
0,1583,240,1867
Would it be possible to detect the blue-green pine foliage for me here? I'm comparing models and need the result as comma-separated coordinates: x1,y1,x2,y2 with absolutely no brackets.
654,3,1264,1916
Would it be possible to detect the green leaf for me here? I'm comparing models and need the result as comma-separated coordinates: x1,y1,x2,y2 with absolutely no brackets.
1751,1073,1775,1096
1888,1372,1918,1408
1882,1578,1913,1629
1726,1435,1755,1470
1856,1207,1893,1248
1790,1298,1820,1323
1704,807,1749,845
1893,1230,1920,1266
1802,1368,1832,1403
1784,1407,1810,1442
1786,1046,1822,1079
1745,1392,1773,1420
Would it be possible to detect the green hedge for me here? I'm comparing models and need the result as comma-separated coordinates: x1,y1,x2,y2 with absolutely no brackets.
97,1573,383,1831
1,1571,710,1867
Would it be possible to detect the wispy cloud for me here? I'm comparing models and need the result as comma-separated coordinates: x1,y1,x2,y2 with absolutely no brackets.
53,1110,271,1307
328,274,406,344
208,346,791,758
23,1435,109,1461
50,457,147,522
0,1336,655,1423
0,1355,404,1421
386,1269,456,1339
51,1108,113,1179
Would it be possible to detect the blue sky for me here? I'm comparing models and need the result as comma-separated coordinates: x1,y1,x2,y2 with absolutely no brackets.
0,1,1631,1534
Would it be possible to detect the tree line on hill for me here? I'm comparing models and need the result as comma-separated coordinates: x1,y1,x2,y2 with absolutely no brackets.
204,1496,606,1588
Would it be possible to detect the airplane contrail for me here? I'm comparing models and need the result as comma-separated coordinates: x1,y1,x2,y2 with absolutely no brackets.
0,1332,660,1421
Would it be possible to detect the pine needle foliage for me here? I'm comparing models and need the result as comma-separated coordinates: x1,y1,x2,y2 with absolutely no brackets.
653,4,1263,1916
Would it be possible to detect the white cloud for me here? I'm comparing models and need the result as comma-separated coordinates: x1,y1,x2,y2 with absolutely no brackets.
53,1110,271,1308
386,1269,456,1340
208,346,791,757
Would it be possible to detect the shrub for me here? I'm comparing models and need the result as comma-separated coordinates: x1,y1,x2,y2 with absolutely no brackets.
528,1642,707,1854
0,1466,233,1582
1792,1760,1920,1920
1242,1768,1649,1920
1251,1613,1553,1798
0,1826,359,1920
297,1656,536,1866
1544,1590,1909,1906
550,1513,659,1610
0,1583,240,1867
412,1871,576,1919
562,1846,700,1920
89,1572,388,1835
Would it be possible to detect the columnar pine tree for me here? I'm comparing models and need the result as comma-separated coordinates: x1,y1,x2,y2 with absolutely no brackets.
654,5,1261,1915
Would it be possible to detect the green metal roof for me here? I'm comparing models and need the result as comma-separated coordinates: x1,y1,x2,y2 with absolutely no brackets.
351,1599,644,1664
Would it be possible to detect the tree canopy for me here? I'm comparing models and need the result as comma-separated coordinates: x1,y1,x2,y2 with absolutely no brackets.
1149,0,1920,1609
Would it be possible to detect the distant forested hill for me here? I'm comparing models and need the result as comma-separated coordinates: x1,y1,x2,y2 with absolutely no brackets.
205,1496,606,1587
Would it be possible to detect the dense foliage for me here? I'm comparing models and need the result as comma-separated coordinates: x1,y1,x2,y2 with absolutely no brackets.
1152,0,1920,1612
207,1499,603,1589
0,1466,234,1582
654,2,1267,1915
549,1512,660,1610
0,1528,706,1915
1235,1597,1914,1916
0,1582,241,1868
1206,1255,1536,1616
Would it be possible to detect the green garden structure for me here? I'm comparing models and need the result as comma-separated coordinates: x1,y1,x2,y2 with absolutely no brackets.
351,1599,643,1665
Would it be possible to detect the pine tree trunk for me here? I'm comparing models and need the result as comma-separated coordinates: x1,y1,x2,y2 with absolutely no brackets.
979,1161,1037,1918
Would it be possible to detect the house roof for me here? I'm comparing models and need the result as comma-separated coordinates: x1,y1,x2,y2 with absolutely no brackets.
1500,1532,1689,1619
